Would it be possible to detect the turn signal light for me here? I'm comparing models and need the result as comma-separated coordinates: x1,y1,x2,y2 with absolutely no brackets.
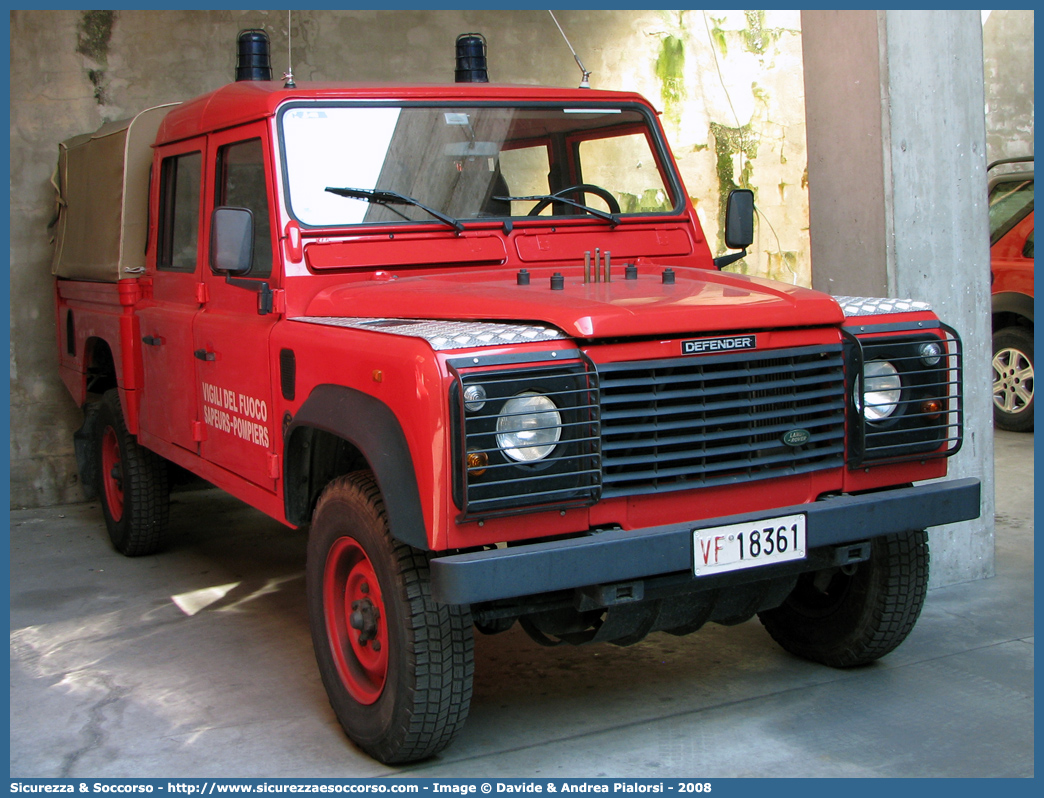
920,399,943,419
466,450,489,476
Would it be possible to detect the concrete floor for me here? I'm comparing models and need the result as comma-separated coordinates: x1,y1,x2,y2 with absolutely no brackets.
9,431,1033,778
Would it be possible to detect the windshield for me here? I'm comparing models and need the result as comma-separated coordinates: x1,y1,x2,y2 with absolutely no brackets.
279,103,679,228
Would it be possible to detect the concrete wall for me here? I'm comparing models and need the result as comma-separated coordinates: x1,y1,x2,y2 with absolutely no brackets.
885,10,996,586
802,10,889,299
650,10,811,286
982,10,1035,165
802,10,996,587
9,9,811,509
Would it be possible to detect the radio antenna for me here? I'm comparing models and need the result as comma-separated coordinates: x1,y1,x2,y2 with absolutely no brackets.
283,9,296,88
548,11,590,89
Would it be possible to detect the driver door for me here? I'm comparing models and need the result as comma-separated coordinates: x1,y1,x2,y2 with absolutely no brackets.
193,122,280,491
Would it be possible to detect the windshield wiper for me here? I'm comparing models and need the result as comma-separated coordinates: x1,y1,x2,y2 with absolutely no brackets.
325,187,465,233
493,193,619,227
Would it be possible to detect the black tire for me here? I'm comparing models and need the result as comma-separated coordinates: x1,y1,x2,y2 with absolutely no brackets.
757,530,929,667
992,326,1034,432
306,472,474,764
95,389,170,556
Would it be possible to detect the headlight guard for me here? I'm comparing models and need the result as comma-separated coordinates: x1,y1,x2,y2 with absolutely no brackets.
449,353,601,520
844,324,963,466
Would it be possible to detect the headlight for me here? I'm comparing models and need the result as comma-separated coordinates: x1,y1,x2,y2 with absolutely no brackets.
918,341,943,366
857,360,902,421
496,391,562,462
463,384,487,411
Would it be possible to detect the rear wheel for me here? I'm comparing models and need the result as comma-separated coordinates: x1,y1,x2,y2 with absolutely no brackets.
95,389,169,556
758,530,929,667
306,472,474,764
992,326,1034,431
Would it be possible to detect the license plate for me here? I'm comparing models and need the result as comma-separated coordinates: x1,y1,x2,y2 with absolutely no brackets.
692,513,806,576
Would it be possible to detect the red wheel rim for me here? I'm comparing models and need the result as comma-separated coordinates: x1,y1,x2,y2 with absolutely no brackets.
101,426,124,523
323,536,389,704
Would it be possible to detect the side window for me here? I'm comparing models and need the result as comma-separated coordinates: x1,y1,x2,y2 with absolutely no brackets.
215,138,272,278
157,152,202,272
1023,230,1034,259
988,178,1033,245
577,134,672,213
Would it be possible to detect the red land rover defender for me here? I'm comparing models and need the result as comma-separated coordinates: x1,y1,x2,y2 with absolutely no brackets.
52,35,980,763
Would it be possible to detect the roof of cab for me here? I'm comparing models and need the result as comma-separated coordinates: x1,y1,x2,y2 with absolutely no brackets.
154,80,658,146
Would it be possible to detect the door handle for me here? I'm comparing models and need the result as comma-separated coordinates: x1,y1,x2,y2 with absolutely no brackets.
193,348,216,362
142,335,163,346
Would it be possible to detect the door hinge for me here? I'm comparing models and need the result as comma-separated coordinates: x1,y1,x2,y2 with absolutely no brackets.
283,219,302,263
196,282,209,304
267,452,281,480
271,288,286,315
192,421,207,442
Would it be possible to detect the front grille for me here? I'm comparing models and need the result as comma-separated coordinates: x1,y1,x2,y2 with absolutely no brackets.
596,345,847,497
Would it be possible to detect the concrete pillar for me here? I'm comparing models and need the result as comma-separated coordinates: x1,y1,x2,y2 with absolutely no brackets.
802,10,995,586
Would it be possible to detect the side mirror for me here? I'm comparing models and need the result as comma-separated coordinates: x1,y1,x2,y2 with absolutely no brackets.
210,207,254,275
723,189,755,250
714,189,755,270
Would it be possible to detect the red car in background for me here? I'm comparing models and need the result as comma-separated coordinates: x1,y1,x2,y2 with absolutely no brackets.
989,157,1034,431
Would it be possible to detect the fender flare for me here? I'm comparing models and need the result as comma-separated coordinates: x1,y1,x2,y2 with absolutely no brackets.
992,292,1034,325
284,384,429,550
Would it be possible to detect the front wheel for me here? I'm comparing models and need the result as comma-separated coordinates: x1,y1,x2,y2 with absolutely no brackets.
94,389,169,556
306,472,474,764
758,530,929,667
992,326,1034,431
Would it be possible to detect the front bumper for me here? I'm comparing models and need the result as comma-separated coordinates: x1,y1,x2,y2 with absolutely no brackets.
429,477,981,605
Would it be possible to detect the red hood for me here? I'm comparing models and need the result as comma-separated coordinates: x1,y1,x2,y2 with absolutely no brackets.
302,266,844,338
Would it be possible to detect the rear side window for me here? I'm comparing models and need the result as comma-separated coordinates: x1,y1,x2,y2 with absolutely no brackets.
989,178,1034,246
157,151,202,272
215,138,272,278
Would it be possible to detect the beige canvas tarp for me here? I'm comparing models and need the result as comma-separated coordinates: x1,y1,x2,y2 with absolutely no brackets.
51,103,178,281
